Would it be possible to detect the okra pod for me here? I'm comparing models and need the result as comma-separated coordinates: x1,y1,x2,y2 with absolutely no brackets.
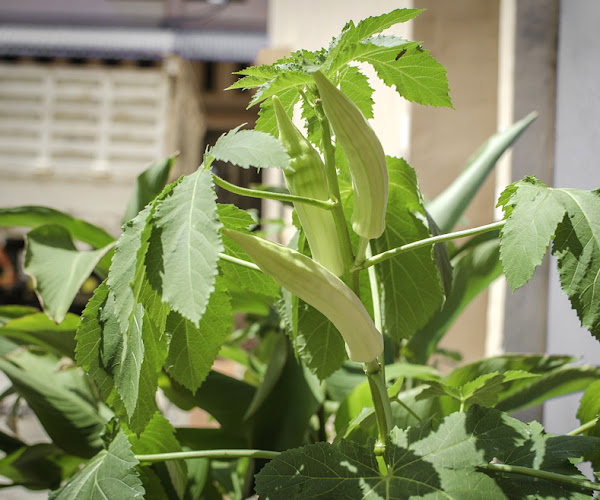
313,71,388,239
224,229,383,363
273,96,345,277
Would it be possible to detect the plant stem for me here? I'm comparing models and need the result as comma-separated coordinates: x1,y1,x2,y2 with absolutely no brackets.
482,463,600,492
218,253,261,271
354,237,370,267
355,220,506,271
567,416,599,436
364,359,394,455
314,100,355,283
135,449,280,463
213,174,337,211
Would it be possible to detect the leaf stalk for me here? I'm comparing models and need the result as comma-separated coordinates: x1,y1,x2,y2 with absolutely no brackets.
135,449,280,463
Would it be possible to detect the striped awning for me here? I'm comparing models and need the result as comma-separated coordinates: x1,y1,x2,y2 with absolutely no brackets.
0,25,268,62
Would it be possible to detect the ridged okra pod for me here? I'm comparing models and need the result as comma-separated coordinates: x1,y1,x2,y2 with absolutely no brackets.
313,70,388,240
272,96,345,277
224,229,383,363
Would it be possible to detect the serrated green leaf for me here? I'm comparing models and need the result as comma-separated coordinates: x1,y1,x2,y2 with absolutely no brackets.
372,157,445,341
217,203,257,230
328,8,424,66
0,312,77,357
149,168,222,326
296,301,347,380
165,277,232,392
75,282,116,402
0,352,107,459
250,71,312,109
106,205,153,335
208,125,290,170
418,371,538,408
577,380,600,437
49,431,144,500
498,178,566,290
256,87,300,137
123,156,177,225
257,407,510,499
552,188,600,339
356,36,452,108
24,225,113,323
338,65,375,119
499,179,600,337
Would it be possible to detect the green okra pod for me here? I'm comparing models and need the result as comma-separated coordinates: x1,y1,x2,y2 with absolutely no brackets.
313,70,388,240
224,229,383,363
273,95,345,277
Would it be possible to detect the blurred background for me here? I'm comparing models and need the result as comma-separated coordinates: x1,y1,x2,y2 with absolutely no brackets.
0,0,598,477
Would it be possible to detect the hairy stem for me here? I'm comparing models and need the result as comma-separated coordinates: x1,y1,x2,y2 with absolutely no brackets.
482,463,600,492
355,220,506,271
315,100,355,283
567,416,599,436
213,174,337,211
135,449,280,463
365,359,394,456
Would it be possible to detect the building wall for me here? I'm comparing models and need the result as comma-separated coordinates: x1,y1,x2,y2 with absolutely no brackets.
544,0,600,434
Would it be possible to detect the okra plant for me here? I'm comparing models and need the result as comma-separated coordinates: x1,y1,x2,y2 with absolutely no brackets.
0,8,599,499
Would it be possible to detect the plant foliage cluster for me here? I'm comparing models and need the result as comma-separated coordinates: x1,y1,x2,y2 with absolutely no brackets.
0,9,598,499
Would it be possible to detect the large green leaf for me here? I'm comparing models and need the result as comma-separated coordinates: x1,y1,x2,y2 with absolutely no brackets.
0,312,77,357
338,65,375,119
207,125,290,170
577,380,600,437
0,352,106,458
49,431,144,500
0,206,114,277
372,157,445,342
149,168,222,326
75,282,117,403
406,235,503,363
256,405,600,499
427,113,536,233
0,206,114,249
499,178,600,338
350,36,452,108
24,225,113,323
123,156,177,224
0,305,39,325
165,277,232,392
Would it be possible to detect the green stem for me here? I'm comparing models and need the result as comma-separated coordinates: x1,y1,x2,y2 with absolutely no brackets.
356,220,506,271
365,359,394,456
213,174,337,211
393,397,422,423
567,416,599,436
482,463,600,492
315,100,355,283
354,237,370,267
218,253,260,271
135,449,280,463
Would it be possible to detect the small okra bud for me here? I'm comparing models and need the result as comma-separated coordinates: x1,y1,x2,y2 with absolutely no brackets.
224,229,383,363
312,70,388,240
273,95,345,277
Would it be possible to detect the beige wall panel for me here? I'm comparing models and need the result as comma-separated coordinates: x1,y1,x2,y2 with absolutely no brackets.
411,1,500,366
